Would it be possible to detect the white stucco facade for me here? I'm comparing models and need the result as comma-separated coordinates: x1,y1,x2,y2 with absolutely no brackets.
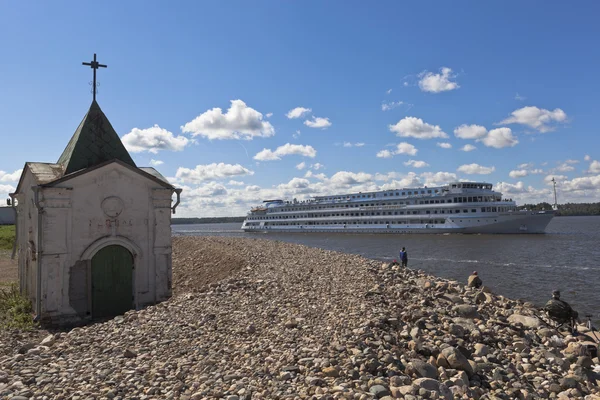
13,160,179,325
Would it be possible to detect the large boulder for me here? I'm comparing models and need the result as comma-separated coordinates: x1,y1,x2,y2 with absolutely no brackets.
406,359,439,379
507,314,542,329
440,346,474,376
453,305,480,319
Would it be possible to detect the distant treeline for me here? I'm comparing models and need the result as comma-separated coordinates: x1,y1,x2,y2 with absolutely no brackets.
172,217,246,225
519,202,600,216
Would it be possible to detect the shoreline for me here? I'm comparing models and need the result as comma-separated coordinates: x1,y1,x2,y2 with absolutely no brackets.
1,236,599,399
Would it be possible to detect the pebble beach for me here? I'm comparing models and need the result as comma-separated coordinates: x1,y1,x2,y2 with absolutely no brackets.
1,236,600,399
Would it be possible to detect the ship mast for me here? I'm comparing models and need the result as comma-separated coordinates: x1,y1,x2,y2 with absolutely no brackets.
551,177,558,211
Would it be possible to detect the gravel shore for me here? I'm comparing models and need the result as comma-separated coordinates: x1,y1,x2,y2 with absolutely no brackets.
1,236,599,399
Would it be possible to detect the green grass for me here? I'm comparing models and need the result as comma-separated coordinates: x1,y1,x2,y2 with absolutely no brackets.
0,284,37,330
0,225,15,251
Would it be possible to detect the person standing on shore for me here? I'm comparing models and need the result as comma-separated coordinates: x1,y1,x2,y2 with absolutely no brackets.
399,247,408,267
468,271,482,288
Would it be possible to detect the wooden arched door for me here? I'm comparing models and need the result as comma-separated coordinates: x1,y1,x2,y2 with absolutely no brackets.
91,245,133,319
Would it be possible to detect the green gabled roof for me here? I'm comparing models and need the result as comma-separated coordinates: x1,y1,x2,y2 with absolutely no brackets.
57,100,136,175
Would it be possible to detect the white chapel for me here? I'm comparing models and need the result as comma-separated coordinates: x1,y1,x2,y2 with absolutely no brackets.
10,60,182,325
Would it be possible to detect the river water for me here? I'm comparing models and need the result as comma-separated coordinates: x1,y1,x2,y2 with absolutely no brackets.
173,216,600,323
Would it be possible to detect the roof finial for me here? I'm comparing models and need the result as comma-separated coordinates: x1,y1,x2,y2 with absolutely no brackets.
82,53,107,102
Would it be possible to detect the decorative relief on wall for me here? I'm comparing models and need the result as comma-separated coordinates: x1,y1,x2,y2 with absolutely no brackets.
101,196,124,218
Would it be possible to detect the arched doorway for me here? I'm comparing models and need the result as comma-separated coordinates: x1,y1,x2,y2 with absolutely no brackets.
91,245,133,319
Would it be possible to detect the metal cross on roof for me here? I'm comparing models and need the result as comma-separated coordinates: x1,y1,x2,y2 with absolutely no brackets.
82,53,107,101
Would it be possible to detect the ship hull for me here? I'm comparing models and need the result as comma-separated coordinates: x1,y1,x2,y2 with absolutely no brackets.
241,211,554,234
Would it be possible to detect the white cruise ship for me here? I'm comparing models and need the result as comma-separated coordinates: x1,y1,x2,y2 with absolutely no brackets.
241,181,555,234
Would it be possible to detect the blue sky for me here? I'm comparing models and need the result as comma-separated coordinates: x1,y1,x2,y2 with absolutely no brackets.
1,1,599,216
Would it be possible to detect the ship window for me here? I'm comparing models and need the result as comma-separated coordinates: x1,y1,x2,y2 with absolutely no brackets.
413,211,418,214
402,192,406,195
492,207,497,212
384,194,387,196
463,210,468,213
396,192,399,196
434,210,438,214
455,210,460,213
426,211,430,214
400,212,404,215
427,190,432,194
452,184,456,188
408,191,412,195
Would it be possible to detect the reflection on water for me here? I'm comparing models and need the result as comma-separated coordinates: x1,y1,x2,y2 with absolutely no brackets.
173,216,600,323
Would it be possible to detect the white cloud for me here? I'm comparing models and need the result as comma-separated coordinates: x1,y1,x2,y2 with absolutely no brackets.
403,160,429,168
296,162,306,170
480,128,519,149
293,130,301,139
329,171,372,187
509,169,528,178
544,175,568,184
418,67,459,93
380,173,423,189
254,143,317,161
515,93,526,101
342,142,365,147
265,112,273,118
457,163,496,175
0,184,16,199
122,125,189,154
395,142,418,156
286,107,312,119
454,124,518,149
584,155,591,161
389,116,448,139
500,106,567,133
564,175,600,191
555,163,575,172
228,180,245,186
454,124,487,140
188,182,228,197
181,100,275,140
495,181,528,194
0,169,23,182
386,89,392,94
437,142,452,149
176,163,254,184
245,185,261,192
311,163,324,170
460,144,477,152
376,150,393,158
376,142,418,158
304,171,327,180
421,171,458,186
518,162,533,169
149,159,164,166
304,117,332,129
381,101,404,111
588,160,600,174
277,177,312,193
